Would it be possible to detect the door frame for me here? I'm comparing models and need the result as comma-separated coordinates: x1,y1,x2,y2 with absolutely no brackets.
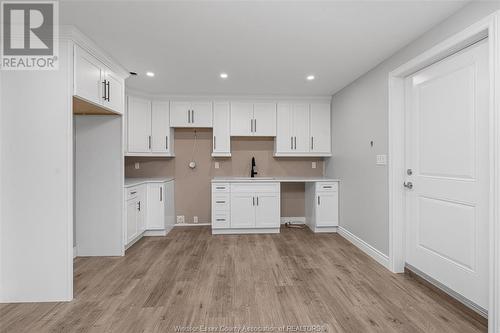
388,11,500,332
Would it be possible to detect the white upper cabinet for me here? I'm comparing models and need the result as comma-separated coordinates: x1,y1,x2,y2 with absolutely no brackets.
126,96,174,156
170,101,213,128
230,102,276,136
275,102,331,156
127,96,151,153
151,101,173,154
310,103,331,154
74,45,124,115
212,102,231,157
230,102,253,136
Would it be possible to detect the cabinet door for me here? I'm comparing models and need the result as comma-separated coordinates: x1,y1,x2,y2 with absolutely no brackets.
151,101,171,153
292,103,310,153
127,96,151,153
310,103,331,154
253,103,276,136
230,102,253,136
74,46,103,106
170,101,191,127
212,102,231,155
146,183,165,230
255,193,280,228
137,189,146,234
126,200,138,243
276,104,293,153
191,102,213,127
103,69,124,114
230,193,255,228
316,192,338,226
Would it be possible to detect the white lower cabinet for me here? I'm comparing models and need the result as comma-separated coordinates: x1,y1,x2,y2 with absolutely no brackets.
211,182,280,234
124,179,175,249
305,181,339,232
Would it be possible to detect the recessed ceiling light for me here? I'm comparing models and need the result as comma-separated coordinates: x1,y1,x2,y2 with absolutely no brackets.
146,72,155,77
220,72,228,79
306,75,315,81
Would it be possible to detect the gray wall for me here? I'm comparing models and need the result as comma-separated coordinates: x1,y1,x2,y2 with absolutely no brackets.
325,1,500,256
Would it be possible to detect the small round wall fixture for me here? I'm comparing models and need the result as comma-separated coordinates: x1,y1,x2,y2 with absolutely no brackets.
189,161,196,169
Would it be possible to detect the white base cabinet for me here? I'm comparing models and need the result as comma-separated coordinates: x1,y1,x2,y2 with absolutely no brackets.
211,182,280,234
124,179,175,249
305,181,339,232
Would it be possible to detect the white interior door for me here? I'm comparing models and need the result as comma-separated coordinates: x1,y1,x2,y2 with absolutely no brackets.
405,40,489,310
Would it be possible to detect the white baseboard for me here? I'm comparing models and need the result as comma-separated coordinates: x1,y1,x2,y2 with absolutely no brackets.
212,228,280,235
174,223,211,227
143,225,175,236
280,217,305,224
73,246,77,259
338,226,391,270
307,224,338,233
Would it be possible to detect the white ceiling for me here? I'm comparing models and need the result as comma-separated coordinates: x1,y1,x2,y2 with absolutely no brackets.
60,1,467,96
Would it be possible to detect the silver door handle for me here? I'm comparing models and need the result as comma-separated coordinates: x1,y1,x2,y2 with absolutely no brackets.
403,181,413,189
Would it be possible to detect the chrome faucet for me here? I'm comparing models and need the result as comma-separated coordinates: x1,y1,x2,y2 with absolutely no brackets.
251,157,258,178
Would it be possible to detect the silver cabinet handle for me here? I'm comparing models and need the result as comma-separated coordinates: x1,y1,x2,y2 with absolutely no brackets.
159,187,162,201
252,197,255,206
216,186,226,190
102,80,107,100
250,119,253,133
216,218,226,222
291,136,293,149
166,136,168,150
215,201,225,204
148,135,151,149
138,201,141,211
311,137,314,150
256,196,259,206
294,136,297,150
106,80,110,101
187,109,190,123
254,119,256,133
318,195,320,205
214,136,216,150
130,191,137,195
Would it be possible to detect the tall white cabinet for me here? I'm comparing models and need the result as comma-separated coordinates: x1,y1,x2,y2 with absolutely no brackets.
212,102,231,157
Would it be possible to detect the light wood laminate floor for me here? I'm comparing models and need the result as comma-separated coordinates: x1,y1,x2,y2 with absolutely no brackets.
0,227,487,332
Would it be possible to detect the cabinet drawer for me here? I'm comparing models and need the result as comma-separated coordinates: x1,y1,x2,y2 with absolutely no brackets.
316,182,338,192
231,183,280,193
212,194,230,212
212,183,230,193
212,214,230,229
126,186,140,200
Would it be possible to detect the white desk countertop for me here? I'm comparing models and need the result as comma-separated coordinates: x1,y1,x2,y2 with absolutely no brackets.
124,177,174,188
211,176,340,183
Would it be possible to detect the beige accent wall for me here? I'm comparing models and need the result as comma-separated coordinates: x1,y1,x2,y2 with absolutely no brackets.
125,128,324,223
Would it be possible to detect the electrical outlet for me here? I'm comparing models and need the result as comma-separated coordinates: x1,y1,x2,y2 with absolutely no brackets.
214,162,220,169
193,216,198,224
134,162,140,169
312,162,317,169
176,215,185,224
376,154,387,165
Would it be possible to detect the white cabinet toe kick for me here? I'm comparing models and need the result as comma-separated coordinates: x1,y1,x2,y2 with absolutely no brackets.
211,178,339,235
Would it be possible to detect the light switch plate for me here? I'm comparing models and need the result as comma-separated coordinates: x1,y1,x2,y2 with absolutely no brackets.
176,215,185,224
134,162,140,169
376,154,387,165
312,162,317,169
214,162,220,169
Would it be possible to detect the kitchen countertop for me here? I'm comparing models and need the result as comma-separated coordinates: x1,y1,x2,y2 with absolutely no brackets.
124,177,174,188
211,176,340,183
